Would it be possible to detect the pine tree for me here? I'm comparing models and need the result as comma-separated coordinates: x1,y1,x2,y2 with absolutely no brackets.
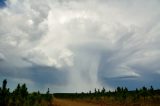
101,87,106,94
0,79,10,106
141,86,147,100
20,84,28,99
46,88,52,102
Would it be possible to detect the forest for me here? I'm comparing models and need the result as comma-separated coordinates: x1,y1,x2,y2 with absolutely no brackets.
0,79,52,106
0,79,160,106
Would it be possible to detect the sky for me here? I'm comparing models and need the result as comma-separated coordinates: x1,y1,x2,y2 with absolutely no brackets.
0,0,160,93
0,0,6,7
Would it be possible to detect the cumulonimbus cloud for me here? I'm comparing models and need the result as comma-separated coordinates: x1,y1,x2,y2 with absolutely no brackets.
0,0,160,92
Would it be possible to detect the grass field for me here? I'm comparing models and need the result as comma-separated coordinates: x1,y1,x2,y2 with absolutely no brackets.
53,98,99,106
52,97,160,106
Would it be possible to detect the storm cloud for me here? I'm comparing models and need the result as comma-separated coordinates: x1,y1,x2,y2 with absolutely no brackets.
0,0,160,92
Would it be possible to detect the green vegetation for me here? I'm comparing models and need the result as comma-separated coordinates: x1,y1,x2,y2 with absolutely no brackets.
0,79,52,106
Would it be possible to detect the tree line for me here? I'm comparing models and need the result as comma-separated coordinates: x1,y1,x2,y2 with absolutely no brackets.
0,79,52,106
1,79,160,106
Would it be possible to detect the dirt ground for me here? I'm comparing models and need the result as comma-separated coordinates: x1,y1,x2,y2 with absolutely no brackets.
52,98,99,106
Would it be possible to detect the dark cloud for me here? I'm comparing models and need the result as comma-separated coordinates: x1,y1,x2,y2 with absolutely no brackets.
0,63,69,92
0,53,5,61
27,65,68,85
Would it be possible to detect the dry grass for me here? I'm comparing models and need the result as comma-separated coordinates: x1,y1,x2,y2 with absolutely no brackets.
53,98,99,106
52,97,160,106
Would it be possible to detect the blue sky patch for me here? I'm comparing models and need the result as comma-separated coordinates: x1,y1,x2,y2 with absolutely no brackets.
0,0,6,8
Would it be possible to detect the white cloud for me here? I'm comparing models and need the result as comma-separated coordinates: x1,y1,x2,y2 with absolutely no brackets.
0,0,160,92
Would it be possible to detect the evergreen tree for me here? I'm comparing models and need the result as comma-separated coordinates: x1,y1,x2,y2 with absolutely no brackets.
0,79,10,106
20,84,28,99
101,87,106,94
116,86,121,93
46,88,52,102
141,86,147,100
94,88,97,94
149,86,154,99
